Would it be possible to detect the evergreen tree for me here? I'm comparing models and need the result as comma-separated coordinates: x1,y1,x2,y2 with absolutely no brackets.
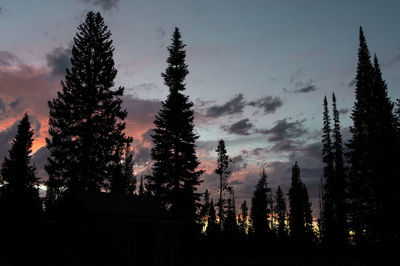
347,27,399,245
346,27,375,244
274,186,288,239
239,200,249,235
321,96,335,244
289,162,314,243
200,189,211,219
110,142,136,194
215,139,230,229
147,28,203,232
138,175,145,196
224,187,238,235
331,93,347,247
45,12,129,199
250,168,272,237
206,199,218,238
0,114,42,262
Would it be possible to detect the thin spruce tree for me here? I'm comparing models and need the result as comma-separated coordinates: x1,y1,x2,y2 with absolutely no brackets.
274,186,288,239
215,139,230,230
147,28,203,233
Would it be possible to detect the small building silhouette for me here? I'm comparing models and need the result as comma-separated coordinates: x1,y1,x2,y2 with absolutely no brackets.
43,190,181,266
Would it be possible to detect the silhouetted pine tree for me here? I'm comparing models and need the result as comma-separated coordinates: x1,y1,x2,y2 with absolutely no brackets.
321,96,335,245
289,162,314,244
274,186,288,239
250,168,272,237
0,114,42,262
215,139,230,229
331,93,347,247
206,199,218,238
370,54,399,245
347,27,399,245
239,200,249,235
45,12,129,200
110,142,136,194
200,189,211,219
147,28,203,232
224,187,238,235
138,175,145,196
346,27,375,244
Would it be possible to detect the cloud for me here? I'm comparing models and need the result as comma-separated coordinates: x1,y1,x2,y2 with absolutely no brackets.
81,0,120,11
339,108,349,115
46,45,72,77
384,52,400,68
224,118,254,135
258,118,307,142
348,79,356,87
205,93,245,117
0,121,19,160
0,51,22,67
293,85,318,93
248,96,283,114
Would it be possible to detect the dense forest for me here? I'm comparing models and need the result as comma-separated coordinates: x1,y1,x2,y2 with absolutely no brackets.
1,11,400,266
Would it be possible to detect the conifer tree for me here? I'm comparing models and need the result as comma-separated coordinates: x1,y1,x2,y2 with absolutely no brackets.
215,139,230,229
239,200,249,235
0,113,41,216
347,27,399,245
206,199,218,238
224,187,238,235
331,93,347,247
274,186,287,239
347,27,375,243
321,96,335,244
138,175,145,196
110,142,136,194
45,12,130,199
0,114,42,262
200,189,211,219
289,162,314,243
147,28,203,232
250,168,272,237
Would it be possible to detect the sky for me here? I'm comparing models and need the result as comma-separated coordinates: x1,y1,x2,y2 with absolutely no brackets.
1,0,400,217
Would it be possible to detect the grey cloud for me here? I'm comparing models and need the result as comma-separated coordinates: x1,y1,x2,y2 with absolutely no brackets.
123,95,161,124
206,93,245,118
293,85,318,93
32,146,50,182
81,0,120,10
348,79,356,87
0,121,19,161
339,108,349,115
248,96,283,114
224,118,254,135
259,118,307,142
46,45,72,77
384,52,400,68
0,51,22,66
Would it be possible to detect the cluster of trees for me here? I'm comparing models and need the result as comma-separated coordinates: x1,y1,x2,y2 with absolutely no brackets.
319,27,400,251
1,10,399,263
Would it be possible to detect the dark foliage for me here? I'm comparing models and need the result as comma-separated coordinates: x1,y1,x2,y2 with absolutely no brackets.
0,113,42,263
146,27,203,234
45,12,130,207
274,186,288,239
250,168,272,237
215,139,230,228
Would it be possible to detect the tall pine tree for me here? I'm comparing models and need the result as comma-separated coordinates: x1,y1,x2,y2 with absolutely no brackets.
147,28,203,232
0,114,42,263
215,139,230,229
45,12,130,201
331,92,347,247
321,96,335,244
289,162,314,244
274,186,288,239
250,168,272,237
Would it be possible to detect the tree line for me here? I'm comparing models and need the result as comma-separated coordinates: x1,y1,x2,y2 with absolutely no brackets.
1,11,399,263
